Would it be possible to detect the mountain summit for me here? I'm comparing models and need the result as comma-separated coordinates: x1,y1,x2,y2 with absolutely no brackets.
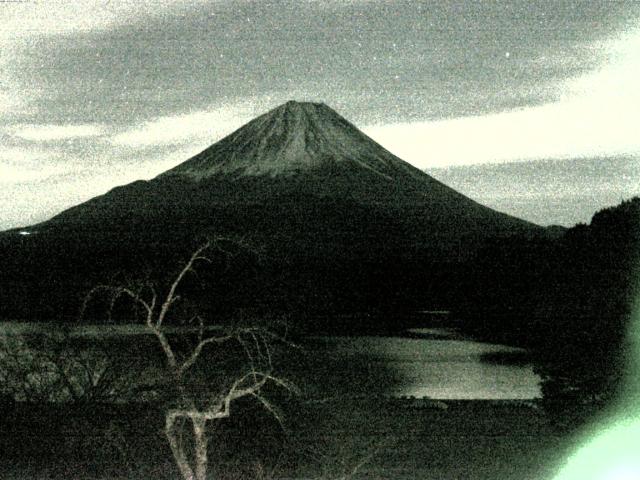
15,100,538,233
161,100,425,182
151,100,489,208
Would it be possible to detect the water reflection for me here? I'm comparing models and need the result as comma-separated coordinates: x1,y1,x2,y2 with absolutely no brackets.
310,329,541,400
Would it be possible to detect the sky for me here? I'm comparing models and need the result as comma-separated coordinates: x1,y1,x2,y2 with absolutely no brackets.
428,156,640,227
1,0,640,229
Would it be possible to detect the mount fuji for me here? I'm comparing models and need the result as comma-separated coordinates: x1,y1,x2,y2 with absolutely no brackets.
1,101,544,321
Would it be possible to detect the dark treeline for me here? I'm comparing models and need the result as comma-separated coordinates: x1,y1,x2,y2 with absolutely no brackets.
457,197,640,410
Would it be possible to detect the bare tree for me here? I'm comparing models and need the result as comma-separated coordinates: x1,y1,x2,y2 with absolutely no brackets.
83,239,296,480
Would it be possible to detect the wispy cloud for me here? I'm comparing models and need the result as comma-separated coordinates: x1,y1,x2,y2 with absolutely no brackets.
365,27,640,168
0,163,67,184
0,146,59,163
0,146,68,183
0,90,22,115
108,102,262,149
0,143,214,229
0,0,216,40
365,99,640,168
563,25,640,103
9,124,107,142
305,0,381,6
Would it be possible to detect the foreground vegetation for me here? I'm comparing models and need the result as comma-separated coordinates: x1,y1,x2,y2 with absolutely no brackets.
0,395,588,480
0,322,601,480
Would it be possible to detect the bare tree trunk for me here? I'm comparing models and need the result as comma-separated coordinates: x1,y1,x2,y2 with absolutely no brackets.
193,416,209,480
83,242,291,480
166,413,196,480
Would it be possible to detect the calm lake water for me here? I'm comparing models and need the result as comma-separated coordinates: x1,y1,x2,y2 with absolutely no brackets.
0,322,541,400
302,328,541,400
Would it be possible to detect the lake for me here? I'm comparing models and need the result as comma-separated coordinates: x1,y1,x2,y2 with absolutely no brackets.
299,328,541,400
0,322,541,400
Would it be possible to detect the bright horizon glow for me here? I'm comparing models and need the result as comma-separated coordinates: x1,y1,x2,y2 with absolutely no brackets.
363,96,640,168
364,27,640,168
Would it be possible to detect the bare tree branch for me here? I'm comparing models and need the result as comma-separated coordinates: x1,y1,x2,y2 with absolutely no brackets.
157,241,211,328
80,239,296,480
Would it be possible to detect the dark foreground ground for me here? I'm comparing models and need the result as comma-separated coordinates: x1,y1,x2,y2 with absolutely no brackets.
0,398,592,480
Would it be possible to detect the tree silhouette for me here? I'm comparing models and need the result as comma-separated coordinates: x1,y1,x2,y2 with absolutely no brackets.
83,239,296,480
